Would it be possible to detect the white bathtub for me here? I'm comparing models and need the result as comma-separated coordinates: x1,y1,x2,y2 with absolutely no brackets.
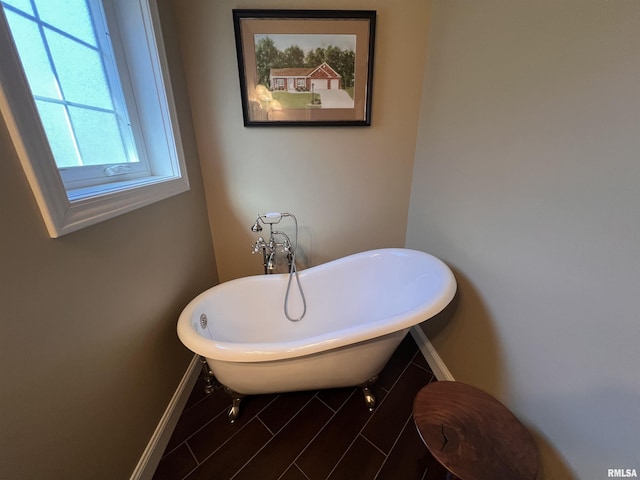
177,248,456,416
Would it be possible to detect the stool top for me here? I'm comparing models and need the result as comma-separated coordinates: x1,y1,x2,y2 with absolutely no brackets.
413,381,539,480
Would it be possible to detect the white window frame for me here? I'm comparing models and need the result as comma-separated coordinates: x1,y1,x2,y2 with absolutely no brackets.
0,0,189,238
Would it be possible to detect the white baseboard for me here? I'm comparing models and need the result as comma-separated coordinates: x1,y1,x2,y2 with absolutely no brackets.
410,326,455,381
130,354,201,480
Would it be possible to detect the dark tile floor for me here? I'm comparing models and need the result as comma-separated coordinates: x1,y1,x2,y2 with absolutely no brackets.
152,333,449,480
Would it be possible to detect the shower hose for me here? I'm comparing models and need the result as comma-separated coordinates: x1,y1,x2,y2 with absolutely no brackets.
282,213,307,322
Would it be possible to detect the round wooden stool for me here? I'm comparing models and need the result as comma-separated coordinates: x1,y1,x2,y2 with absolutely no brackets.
413,381,539,480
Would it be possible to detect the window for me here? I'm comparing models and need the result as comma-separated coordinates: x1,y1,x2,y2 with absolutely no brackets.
0,0,189,237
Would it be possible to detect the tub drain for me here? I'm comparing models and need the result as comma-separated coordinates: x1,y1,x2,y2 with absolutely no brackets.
199,314,208,329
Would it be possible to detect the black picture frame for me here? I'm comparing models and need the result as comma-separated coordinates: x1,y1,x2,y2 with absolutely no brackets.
232,9,376,127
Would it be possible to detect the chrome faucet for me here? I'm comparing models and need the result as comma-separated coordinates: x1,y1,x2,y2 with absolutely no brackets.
267,251,276,271
249,212,308,322
250,213,294,274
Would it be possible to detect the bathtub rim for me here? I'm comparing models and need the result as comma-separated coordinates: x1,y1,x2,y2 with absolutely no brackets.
177,248,457,363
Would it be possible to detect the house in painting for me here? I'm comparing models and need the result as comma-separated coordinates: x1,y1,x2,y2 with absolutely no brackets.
269,62,342,92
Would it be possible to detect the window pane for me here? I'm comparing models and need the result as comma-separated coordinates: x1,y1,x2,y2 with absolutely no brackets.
3,9,60,99
34,0,96,46
45,28,112,109
35,100,81,167
2,0,33,16
68,106,128,166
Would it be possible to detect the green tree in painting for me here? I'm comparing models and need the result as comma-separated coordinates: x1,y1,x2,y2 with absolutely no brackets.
255,37,282,86
282,45,305,68
304,48,326,70
322,45,355,87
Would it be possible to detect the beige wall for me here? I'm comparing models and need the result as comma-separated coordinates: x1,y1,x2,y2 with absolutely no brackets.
407,1,640,479
7,0,633,477
0,1,217,478
173,0,431,281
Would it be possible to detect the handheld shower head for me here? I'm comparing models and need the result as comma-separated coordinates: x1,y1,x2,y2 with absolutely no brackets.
252,212,286,232
260,212,283,224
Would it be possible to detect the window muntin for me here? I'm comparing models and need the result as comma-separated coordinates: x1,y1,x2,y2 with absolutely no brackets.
1,0,147,190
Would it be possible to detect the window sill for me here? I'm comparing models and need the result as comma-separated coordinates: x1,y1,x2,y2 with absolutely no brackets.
66,174,183,202
55,175,190,237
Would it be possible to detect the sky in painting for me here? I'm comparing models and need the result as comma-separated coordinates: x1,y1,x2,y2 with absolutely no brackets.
254,34,356,53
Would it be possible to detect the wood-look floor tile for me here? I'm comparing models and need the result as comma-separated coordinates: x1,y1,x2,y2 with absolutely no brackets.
316,386,355,411
361,363,433,454
184,418,272,480
258,390,316,434
183,381,205,411
296,390,374,480
280,464,310,480
187,392,276,462
151,443,196,480
377,333,419,391
411,348,433,373
233,398,333,480
164,388,231,452
376,417,431,480
326,436,385,480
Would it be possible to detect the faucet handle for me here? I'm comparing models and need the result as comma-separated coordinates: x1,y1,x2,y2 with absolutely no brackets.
251,237,266,253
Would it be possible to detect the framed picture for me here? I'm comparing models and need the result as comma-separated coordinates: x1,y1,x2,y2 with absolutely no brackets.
232,10,376,127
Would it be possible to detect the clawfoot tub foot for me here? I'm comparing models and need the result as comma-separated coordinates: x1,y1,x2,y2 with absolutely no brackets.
199,356,217,394
223,387,245,423
360,376,379,411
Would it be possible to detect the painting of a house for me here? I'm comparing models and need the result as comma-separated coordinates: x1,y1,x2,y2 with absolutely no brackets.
270,62,342,92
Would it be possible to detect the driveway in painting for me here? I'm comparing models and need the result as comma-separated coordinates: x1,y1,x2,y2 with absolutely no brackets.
318,89,354,108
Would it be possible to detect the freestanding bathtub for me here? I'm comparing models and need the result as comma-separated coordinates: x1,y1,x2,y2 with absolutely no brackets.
177,248,456,421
